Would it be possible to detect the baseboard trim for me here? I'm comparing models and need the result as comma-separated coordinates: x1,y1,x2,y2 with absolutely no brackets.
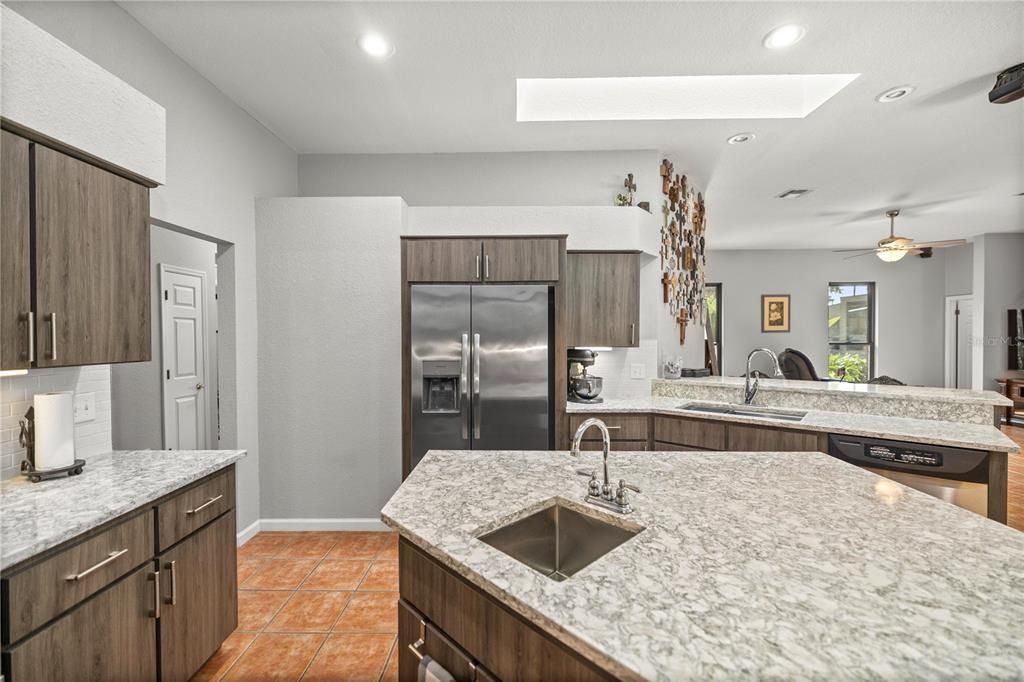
236,519,261,545
259,517,389,532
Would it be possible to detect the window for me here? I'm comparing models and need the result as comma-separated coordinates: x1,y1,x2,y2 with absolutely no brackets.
704,283,723,373
827,282,875,381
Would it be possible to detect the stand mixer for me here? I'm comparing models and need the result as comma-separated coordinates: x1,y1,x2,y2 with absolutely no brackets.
568,349,604,403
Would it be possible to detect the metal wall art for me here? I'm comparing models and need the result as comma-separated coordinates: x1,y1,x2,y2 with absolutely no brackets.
659,158,707,344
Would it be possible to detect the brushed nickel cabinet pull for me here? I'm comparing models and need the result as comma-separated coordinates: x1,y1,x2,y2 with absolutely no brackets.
186,494,223,515
606,425,621,430
164,560,177,605
149,570,160,619
484,254,490,280
408,618,426,661
26,311,35,363
64,548,128,582
475,255,481,280
630,323,636,345
47,312,57,361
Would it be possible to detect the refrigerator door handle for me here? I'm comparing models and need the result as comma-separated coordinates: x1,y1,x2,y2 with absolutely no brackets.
460,333,470,440
472,333,481,439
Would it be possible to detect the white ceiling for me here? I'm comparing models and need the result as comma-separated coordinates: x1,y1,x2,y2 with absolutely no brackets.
121,1,1024,249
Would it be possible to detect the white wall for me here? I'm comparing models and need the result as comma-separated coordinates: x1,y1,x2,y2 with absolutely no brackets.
706,247,965,386
255,198,405,524
111,226,218,451
972,233,1024,392
10,2,299,531
299,150,662,210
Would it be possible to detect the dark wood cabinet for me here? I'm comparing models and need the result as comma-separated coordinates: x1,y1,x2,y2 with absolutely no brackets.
4,565,158,682
1,131,33,370
33,144,150,367
726,423,824,452
566,251,640,347
654,415,727,450
481,238,560,282
405,238,483,282
157,512,238,682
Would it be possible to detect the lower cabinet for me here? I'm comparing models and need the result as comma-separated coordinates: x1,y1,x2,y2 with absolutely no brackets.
4,565,158,682
158,511,238,682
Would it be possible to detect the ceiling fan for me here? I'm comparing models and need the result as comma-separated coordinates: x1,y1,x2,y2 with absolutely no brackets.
833,210,966,262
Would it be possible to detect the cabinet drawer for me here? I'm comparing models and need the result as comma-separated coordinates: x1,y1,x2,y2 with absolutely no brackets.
653,416,725,450
157,467,235,551
3,511,153,644
652,441,712,452
578,440,648,452
726,424,822,452
4,564,157,682
569,414,649,441
399,600,478,682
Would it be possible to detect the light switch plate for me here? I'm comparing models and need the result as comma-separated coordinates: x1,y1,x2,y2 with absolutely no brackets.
630,364,646,379
73,392,96,423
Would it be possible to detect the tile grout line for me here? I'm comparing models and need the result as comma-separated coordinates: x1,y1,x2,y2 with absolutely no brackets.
379,635,399,682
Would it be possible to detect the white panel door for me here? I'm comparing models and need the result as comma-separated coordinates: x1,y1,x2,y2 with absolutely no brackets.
161,265,208,449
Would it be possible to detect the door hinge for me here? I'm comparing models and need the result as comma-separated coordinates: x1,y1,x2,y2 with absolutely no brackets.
166,370,170,380
164,290,168,300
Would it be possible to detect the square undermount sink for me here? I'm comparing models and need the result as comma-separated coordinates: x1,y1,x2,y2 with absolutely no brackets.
477,501,643,582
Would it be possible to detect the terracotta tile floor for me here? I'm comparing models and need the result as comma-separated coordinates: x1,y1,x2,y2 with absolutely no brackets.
192,531,399,682
1004,424,1024,532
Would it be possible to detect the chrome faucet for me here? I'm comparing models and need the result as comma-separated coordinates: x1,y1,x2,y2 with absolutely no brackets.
570,418,640,514
744,348,782,405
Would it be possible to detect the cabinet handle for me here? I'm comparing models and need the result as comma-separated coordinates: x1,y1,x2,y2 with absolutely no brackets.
408,618,426,661
26,311,34,363
475,255,481,280
164,560,177,605
149,570,160,619
484,254,490,280
47,312,58,361
64,548,128,581
630,323,636,345
186,494,223,515
606,425,621,430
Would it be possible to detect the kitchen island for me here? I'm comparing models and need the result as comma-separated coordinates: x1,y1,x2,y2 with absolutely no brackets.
382,449,1024,681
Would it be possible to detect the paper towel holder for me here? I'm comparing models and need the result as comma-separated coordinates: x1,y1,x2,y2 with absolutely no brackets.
18,406,86,483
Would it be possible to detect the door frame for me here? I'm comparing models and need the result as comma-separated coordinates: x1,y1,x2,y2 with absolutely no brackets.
159,263,211,449
943,294,973,389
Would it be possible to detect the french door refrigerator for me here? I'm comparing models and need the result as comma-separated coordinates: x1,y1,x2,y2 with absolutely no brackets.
410,285,553,470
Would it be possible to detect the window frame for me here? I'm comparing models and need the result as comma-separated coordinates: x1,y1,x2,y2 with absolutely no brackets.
827,281,876,381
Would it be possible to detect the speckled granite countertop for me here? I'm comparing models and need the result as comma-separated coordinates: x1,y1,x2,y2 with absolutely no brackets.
0,449,246,571
567,397,1020,453
382,449,1024,681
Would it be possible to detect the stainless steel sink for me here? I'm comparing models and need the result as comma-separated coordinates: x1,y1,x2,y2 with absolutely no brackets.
678,401,808,422
477,501,643,582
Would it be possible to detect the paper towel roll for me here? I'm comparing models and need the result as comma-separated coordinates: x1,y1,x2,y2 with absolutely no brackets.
33,392,75,471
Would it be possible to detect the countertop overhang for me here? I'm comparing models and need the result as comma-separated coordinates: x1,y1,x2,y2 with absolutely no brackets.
567,397,1020,453
0,449,246,571
383,449,1024,680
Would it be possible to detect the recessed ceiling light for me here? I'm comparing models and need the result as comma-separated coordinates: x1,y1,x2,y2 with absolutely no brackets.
876,85,915,103
727,132,755,144
358,33,394,58
516,74,859,121
763,24,807,49
777,189,811,199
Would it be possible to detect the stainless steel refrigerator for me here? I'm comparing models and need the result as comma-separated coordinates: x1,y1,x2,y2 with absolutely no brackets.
410,285,552,470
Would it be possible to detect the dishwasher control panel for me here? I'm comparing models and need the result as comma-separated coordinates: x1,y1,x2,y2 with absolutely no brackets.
865,444,942,467
828,433,988,478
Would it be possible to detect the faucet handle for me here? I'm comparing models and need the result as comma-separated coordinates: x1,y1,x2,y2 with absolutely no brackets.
575,468,596,477
618,479,641,494
615,480,640,508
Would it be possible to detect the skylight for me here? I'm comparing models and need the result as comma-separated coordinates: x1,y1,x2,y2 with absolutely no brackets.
516,74,860,121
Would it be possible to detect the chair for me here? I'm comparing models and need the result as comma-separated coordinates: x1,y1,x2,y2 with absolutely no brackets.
779,348,824,381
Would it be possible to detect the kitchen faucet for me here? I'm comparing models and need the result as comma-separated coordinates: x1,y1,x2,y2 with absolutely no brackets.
569,418,640,514
744,348,783,405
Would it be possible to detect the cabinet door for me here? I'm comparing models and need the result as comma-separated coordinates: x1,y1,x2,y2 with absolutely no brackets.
157,511,237,682
1,131,32,370
4,565,157,682
405,239,482,282
481,238,560,282
726,424,822,452
566,252,639,347
33,144,150,367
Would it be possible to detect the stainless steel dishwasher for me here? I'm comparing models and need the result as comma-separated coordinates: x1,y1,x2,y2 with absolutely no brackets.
828,434,990,516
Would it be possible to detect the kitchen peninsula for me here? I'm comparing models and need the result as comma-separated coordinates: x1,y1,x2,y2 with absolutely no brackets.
382,449,1024,681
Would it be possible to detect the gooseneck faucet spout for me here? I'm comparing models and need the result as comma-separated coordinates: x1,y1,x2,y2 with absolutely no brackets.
744,348,783,405
570,418,640,514
570,417,612,496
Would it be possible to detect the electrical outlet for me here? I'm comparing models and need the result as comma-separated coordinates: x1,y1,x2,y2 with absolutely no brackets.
73,392,96,423
630,364,646,379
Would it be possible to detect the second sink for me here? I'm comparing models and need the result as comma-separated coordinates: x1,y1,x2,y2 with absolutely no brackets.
477,501,643,582
678,401,808,422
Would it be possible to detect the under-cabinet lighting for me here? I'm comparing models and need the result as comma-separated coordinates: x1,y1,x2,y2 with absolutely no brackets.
0,369,29,377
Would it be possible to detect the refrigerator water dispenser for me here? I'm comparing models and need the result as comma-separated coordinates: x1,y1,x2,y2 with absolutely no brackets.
422,360,461,413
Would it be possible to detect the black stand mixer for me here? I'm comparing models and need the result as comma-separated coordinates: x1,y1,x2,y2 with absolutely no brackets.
568,349,604,403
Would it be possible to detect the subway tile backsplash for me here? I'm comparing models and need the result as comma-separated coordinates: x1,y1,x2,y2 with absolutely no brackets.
0,366,112,479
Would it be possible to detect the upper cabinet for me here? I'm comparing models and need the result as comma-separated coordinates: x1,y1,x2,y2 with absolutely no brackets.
403,236,562,284
0,131,151,369
1,131,32,370
566,251,640,348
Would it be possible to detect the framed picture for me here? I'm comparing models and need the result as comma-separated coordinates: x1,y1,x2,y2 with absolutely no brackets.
761,294,791,333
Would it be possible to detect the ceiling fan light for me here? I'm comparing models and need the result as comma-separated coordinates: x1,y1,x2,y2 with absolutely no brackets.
876,248,907,262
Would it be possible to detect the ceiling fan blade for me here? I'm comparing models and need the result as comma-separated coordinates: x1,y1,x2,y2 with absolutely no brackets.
907,239,967,249
842,250,879,260
832,247,879,253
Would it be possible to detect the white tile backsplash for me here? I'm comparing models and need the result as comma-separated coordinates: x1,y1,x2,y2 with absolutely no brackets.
0,366,112,478
583,340,659,400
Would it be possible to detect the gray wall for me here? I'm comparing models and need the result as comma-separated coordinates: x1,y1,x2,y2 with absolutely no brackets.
12,2,300,532
255,198,404,523
299,150,662,209
111,226,218,451
706,247,969,386
973,233,1024,392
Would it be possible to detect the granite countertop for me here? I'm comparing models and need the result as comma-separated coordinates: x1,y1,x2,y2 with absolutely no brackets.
382,449,1024,681
567,397,1020,453
653,376,1013,406
0,449,246,571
